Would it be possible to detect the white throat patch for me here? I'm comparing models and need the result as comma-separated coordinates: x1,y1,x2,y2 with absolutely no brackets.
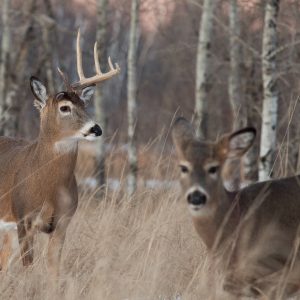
54,139,78,154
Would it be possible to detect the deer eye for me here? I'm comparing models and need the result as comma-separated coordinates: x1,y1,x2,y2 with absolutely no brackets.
180,165,189,174
208,165,219,175
60,105,71,113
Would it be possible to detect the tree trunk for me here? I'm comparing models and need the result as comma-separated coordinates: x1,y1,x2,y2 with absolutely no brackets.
243,57,260,185
1,0,36,137
229,0,245,130
0,0,10,135
194,0,217,138
127,0,139,195
95,0,108,192
259,0,280,181
224,0,244,191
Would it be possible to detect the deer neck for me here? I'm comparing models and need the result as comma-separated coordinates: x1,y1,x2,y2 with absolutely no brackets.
192,182,239,250
34,126,78,176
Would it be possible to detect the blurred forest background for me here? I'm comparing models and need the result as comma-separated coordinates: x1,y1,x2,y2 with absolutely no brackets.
3,1,300,298
0,0,300,191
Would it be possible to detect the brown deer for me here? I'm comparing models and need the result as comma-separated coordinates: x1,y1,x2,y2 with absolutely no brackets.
172,117,300,298
0,31,120,275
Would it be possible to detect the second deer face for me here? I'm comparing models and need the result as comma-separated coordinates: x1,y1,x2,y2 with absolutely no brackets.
172,117,256,218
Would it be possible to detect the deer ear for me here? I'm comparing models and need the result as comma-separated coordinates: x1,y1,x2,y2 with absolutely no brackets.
30,76,48,110
172,117,195,154
80,85,95,104
227,127,256,158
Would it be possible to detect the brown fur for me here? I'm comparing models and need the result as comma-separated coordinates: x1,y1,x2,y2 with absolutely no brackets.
0,81,100,276
172,117,300,298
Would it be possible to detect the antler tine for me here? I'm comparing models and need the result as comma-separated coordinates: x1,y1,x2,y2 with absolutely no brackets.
108,56,114,70
76,29,85,80
71,30,121,89
57,67,72,91
94,42,102,75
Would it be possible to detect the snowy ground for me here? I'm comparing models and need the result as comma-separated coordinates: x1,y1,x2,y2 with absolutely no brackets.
79,177,180,191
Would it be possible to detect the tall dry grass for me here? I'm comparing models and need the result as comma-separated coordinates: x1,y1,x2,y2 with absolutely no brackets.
0,142,233,300
0,185,228,299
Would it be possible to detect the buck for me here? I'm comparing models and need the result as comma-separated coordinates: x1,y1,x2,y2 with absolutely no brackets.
172,117,300,298
0,31,120,275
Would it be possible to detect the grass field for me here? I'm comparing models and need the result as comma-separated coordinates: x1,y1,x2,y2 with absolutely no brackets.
0,182,229,299
0,142,231,300
2,141,300,299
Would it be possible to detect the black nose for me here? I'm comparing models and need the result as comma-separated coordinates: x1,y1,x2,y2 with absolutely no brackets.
187,190,207,205
90,124,102,136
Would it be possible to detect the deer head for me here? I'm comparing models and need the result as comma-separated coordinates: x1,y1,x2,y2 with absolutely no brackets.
30,77,102,145
172,117,256,218
29,30,121,149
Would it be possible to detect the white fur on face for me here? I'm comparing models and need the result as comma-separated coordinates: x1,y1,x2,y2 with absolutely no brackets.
79,121,100,140
58,101,73,116
54,121,100,153
179,160,193,176
79,121,95,137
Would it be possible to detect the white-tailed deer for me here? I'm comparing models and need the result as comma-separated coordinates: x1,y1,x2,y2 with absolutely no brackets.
172,117,300,298
0,31,120,275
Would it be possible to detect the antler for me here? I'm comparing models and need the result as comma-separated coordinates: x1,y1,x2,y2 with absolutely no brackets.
57,67,72,92
71,30,121,89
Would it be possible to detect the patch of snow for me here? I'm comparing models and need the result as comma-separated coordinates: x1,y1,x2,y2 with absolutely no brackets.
79,177,179,191
0,220,17,231
80,177,98,189
145,179,179,190
108,178,121,190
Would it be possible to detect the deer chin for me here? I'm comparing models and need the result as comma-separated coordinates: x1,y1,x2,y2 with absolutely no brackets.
188,203,214,217
84,135,97,141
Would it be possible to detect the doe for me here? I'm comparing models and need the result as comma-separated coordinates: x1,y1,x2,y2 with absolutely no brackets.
172,117,300,298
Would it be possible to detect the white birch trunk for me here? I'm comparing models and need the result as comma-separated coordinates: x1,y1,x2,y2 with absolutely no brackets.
127,0,139,195
259,0,280,181
194,0,217,138
0,0,10,135
1,0,36,137
95,0,108,191
224,0,243,191
229,0,244,130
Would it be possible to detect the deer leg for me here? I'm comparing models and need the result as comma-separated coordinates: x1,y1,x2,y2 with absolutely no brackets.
17,220,34,266
17,219,34,266
47,215,70,278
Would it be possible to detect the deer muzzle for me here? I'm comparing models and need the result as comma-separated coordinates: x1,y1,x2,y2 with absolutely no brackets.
89,124,102,137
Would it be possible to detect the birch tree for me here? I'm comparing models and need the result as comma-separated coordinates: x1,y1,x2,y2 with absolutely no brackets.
127,0,139,195
229,0,244,129
1,0,36,137
194,0,217,138
0,0,10,135
95,0,108,190
259,0,280,181
222,0,244,191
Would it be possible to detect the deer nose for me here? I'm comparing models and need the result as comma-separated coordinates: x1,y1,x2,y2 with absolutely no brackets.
90,124,102,137
187,190,207,205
